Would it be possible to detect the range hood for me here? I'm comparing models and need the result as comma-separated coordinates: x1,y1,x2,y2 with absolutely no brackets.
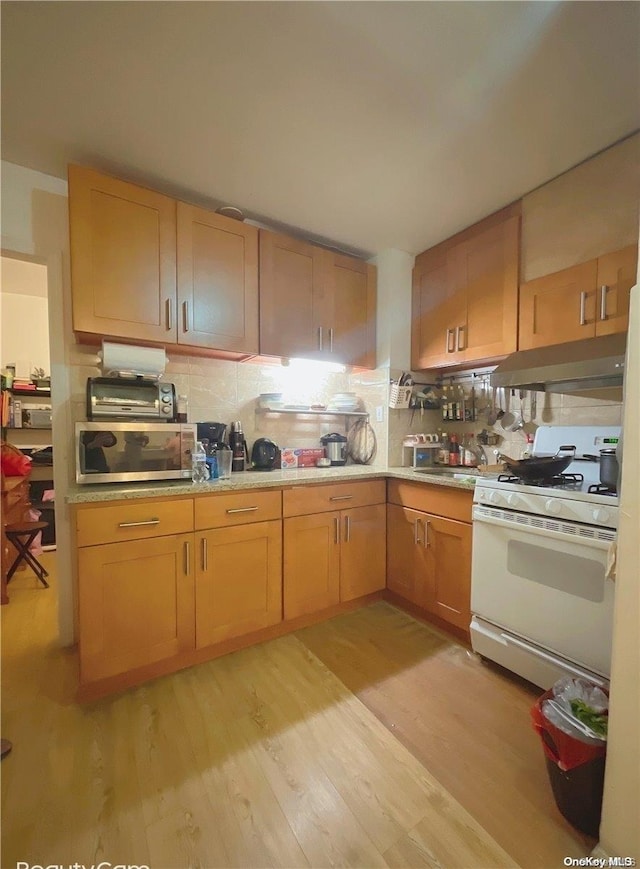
491,333,626,401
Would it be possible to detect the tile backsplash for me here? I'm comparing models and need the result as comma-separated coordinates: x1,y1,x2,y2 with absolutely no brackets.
67,348,622,470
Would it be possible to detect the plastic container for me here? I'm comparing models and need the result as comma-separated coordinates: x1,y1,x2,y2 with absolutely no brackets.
531,683,608,837
191,441,209,483
177,394,188,423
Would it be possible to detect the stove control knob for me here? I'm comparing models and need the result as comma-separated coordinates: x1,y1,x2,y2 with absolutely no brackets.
489,491,503,505
476,489,486,502
592,507,611,524
545,498,562,516
507,493,520,508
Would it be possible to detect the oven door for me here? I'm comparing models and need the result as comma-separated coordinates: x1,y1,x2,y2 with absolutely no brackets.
471,505,615,677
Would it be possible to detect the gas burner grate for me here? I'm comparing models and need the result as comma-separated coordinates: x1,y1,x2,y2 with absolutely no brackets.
497,473,585,488
588,484,617,497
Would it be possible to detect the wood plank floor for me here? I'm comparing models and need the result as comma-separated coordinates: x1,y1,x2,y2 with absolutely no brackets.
1,555,592,868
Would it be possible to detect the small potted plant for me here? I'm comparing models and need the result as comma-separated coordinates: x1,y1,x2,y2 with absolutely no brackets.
31,367,51,389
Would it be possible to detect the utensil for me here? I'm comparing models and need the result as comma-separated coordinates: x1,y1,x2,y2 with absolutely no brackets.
486,388,498,425
499,389,524,432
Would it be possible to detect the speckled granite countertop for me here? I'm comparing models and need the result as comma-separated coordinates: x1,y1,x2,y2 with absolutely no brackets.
66,465,478,504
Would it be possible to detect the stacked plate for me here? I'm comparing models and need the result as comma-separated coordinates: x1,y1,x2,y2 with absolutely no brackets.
327,392,361,412
258,392,284,409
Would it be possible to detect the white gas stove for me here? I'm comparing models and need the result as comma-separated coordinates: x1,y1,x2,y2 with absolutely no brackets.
471,425,620,690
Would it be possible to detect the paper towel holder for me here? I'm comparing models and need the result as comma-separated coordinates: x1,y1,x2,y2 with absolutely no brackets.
99,341,167,381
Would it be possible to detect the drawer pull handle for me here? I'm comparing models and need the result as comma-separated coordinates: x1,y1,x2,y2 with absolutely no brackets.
600,285,608,321
329,327,334,353
329,495,353,502
118,518,160,528
184,540,190,575
344,514,351,543
423,519,430,548
166,299,173,331
334,516,340,544
318,326,324,351
446,328,455,353
182,300,190,333
226,506,259,514
413,518,421,545
201,537,208,571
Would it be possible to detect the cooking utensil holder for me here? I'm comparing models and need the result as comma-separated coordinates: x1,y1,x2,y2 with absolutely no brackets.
389,384,412,409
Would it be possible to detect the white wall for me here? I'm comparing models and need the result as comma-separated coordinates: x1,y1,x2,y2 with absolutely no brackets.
597,285,640,859
1,258,51,374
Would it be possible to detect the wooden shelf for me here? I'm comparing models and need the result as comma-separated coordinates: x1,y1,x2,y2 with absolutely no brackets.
9,388,51,397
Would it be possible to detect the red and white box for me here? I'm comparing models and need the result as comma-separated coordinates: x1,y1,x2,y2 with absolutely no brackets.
281,447,325,469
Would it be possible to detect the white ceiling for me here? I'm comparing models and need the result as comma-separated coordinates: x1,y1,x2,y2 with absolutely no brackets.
2,1,638,258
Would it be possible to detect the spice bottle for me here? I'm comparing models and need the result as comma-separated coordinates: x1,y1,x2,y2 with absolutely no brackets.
449,434,460,466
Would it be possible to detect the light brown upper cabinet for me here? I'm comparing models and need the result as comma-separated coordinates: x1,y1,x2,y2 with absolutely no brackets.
176,203,258,353
69,165,178,344
519,245,637,350
259,230,377,368
412,207,520,369
69,166,259,355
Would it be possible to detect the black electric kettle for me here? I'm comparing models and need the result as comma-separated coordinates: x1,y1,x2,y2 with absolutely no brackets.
251,438,280,471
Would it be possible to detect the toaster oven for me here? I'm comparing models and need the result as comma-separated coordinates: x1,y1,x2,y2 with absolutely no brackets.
86,377,177,421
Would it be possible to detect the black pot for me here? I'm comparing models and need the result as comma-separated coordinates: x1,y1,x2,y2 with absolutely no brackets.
598,449,619,490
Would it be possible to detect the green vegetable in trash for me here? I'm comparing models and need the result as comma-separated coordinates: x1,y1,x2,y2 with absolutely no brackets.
570,699,608,737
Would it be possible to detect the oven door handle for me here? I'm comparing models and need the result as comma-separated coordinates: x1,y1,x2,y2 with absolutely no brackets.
499,632,608,687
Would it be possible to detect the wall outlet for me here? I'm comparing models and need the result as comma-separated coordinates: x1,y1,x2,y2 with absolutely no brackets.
375,405,384,423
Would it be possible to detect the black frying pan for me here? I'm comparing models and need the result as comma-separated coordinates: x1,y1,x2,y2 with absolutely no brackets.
499,445,576,482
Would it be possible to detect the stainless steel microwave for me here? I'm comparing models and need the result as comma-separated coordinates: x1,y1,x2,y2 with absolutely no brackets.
86,377,177,420
75,421,196,485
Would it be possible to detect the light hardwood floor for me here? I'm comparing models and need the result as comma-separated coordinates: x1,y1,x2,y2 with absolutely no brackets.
1,555,590,868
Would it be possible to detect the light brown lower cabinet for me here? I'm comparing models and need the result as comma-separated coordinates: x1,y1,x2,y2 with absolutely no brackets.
78,533,195,684
195,520,282,648
283,503,386,619
386,482,473,633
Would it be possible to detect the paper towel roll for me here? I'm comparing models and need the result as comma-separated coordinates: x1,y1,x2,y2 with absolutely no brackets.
100,342,167,378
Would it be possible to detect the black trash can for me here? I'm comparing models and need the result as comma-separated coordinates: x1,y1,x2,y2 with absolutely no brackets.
532,688,607,837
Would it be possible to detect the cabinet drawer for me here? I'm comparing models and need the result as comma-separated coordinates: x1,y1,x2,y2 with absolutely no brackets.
76,498,194,547
387,480,472,523
194,489,281,530
283,479,386,517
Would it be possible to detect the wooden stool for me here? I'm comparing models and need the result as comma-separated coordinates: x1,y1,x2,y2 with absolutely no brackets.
5,522,49,588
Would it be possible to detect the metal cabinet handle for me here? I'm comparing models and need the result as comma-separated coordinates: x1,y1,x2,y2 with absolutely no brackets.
184,540,190,575
329,327,334,353
182,300,190,332
118,518,160,528
344,515,350,543
329,495,353,502
579,291,587,326
446,328,455,353
318,326,324,351
166,299,173,331
423,519,430,548
201,537,208,571
600,285,608,321
456,325,465,351
334,516,340,544
413,518,422,545
226,506,258,514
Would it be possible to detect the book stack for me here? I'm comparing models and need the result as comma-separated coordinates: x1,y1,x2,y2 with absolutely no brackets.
12,379,36,391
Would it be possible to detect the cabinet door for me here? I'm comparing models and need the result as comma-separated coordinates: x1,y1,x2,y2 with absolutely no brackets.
195,520,282,648
519,260,597,349
386,504,429,606
595,245,638,337
259,230,326,358
411,249,463,368
68,165,177,343
283,511,340,619
326,253,377,368
176,203,259,353
340,503,386,602
78,533,195,684
422,514,472,631
458,215,519,362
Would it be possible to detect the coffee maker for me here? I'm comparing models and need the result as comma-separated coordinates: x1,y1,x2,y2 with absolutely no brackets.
197,422,227,449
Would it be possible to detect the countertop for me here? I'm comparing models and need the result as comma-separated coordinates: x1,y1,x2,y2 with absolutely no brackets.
66,465,479,504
